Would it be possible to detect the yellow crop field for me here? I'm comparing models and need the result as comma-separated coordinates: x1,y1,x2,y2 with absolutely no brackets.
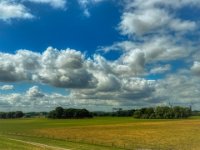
0,117,200,150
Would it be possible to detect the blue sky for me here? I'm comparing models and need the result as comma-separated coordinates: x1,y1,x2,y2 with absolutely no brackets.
0,0,200,111
0,0,121,55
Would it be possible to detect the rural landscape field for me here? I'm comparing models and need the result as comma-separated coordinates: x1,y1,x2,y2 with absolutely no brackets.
0,116,200,150
1,0,200,150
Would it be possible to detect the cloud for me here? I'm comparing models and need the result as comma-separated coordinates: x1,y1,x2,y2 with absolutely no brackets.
169,19,197,32
0,0,67,22
0,47,96,89
38,47,96,88
0,45,199,110
119,49,145,75
26,0,67,9
78,0,106,17
90,0,200,108
69,77,157,107
0,85,14,90
119,0,198,36
101,35,190,67
155,71,200,109
0,45,163,109
0,50,41,82
0,1,33,21
0,85,130,111
119,8,170,36
26,86,45,98
94,73,121,92
98,0,198,74
150,65,171,74
191,61,200,75
141,36,190,62
0,86,71,111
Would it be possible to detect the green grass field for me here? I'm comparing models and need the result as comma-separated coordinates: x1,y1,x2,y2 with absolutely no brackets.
0,117,200,150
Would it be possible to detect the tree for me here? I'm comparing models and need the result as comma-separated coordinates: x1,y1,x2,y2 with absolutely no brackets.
145,107,155,119
0,111,24,119
63,108,76,118
14,111,24,118
74,109,92,118
133,106,192,119
55,107,64,119
48,110,56,119
0,112,6,119
48,108,93,119
6,112,15,118
133,110,142,118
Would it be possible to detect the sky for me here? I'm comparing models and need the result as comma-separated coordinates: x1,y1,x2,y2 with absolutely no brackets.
0,0,200,112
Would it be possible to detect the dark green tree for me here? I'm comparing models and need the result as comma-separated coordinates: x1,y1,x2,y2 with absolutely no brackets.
55,107,64,119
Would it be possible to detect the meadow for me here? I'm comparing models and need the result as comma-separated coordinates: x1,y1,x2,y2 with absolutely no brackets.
0,117,200,150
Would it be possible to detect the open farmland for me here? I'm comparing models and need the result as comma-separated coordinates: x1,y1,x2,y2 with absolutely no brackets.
0,117,200,150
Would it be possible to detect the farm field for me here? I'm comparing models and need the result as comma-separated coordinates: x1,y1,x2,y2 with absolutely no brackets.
0,117,200,150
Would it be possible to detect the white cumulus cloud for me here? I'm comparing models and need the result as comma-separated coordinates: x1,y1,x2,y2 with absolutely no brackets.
119,0,198,36
0,85,14,90
0,1,33,21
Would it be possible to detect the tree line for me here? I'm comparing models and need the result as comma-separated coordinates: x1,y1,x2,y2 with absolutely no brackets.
92,109,135,117
24,112,48,118
0,111,24,119
48,107,93,119
133,106,192,119
0,106,194,119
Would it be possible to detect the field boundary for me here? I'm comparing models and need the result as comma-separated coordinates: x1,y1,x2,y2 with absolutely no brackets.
6,137,70,150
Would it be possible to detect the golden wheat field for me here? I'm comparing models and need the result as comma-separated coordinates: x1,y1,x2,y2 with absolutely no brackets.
0,117,200,150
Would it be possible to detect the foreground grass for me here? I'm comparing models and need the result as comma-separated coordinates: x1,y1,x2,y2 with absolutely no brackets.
0,136,54,150
0,117,200,150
